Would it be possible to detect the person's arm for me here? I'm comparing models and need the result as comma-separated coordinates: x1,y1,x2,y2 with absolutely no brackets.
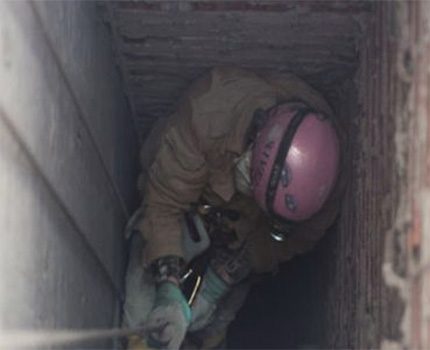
189,243,252,332
137,96,211,350
139,105,209,266
140,66,277,348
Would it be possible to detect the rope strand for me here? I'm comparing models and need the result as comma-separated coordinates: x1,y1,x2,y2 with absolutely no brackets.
0,326,145,348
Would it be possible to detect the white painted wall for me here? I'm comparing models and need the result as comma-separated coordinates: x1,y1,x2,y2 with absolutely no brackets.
0,1,137,348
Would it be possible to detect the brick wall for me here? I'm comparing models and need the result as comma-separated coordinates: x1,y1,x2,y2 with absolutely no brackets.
327,2,407,347
312,2,430,348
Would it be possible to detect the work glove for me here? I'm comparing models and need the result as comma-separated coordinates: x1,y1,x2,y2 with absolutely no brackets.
145,282,191,350
189,243,252,332
188,267,230,331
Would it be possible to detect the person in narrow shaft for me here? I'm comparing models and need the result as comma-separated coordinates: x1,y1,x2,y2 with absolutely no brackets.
122,66,346,350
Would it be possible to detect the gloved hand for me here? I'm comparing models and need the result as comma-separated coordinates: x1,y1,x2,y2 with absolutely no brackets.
189,242,252,332
188,267,230,331
145,282,191,350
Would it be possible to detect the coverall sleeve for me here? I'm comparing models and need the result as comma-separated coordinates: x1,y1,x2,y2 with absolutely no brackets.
138,107,209,266
137,66,271,266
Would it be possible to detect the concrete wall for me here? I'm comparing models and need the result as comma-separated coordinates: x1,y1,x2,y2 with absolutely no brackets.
0,1,137,347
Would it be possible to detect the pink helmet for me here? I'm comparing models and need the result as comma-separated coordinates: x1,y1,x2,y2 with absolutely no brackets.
251,102,340,223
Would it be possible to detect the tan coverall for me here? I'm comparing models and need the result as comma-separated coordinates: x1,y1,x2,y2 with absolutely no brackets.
138,66,345,273
128,66,346,348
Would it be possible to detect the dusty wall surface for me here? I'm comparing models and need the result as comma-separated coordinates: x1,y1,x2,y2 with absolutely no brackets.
307,2,430,349
104,0,370,140
400,1,430,348
230,2,430,349
319,3,409,347
33,1,139,212
0,1,137,345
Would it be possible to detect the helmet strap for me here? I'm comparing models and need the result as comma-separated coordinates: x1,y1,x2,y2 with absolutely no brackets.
265,106,314,220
